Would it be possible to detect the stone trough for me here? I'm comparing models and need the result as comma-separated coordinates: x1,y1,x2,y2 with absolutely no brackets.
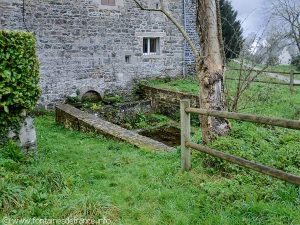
56,104,174,152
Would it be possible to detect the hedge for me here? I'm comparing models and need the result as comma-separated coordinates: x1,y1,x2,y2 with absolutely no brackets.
0,30,41,137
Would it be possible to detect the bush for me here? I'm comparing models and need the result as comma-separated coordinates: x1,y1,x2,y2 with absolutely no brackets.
291,55,300,70
0,140,25,163
0,181,25,213
0,30,41,138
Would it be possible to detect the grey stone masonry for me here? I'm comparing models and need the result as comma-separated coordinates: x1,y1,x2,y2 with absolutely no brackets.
56,104,174,151
141,84,199,116
1,0,198,108
18,116,37,152
183,0,200,75
7,116,38,153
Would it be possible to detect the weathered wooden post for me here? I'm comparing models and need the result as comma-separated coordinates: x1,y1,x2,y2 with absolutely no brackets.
180,99,191,171
290,70,294,93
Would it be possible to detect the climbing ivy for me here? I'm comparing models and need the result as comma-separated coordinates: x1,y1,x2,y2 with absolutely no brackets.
0,30,41,138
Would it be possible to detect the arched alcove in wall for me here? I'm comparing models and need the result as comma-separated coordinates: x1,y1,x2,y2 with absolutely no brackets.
77,87,104,102
82,90,102,102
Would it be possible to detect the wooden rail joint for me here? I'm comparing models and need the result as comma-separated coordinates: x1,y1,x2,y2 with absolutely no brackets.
180,100,300,186
186,141,300,186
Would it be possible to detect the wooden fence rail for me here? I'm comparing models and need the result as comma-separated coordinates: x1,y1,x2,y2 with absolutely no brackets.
180,99,300,186
225,77,300,86
226,68,299,92
227,68,300,75
185,108,300,130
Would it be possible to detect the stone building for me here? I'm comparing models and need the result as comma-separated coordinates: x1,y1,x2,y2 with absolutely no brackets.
0,0,199,108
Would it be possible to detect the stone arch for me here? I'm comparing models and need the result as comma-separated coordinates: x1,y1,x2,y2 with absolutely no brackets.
77,87,104,102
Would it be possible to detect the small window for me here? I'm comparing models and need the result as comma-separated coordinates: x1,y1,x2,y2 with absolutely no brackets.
143,37,160,55
101,0,116,6
125,55,131,64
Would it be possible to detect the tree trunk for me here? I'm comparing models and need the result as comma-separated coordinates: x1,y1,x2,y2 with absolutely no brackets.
197,0,230,144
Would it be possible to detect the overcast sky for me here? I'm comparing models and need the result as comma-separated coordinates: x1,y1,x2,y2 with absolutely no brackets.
230,0,268,36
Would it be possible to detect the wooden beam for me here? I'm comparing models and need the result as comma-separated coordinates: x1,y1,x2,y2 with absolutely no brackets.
290,70,295,92
180,100,191,171
225,77,300,86
185,108,300,130
228,68,300,75
186,141,300,186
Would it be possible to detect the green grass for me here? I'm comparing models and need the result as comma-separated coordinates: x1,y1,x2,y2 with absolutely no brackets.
148,78,199,94
0,113,300,224
147,69,274,96
263,64,300,74
253,64,300,80
148,69,300,117
228,60,300,74
119,113,173,130
1,64,300,224
225,78,300,117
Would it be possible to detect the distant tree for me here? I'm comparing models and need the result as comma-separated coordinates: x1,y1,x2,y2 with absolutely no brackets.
270,0,300,54
291,55,300,70
220,0,244,60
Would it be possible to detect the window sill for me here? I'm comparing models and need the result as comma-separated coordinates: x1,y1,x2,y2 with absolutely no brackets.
142,54,163,59
97,0,124,10
99,5,119,10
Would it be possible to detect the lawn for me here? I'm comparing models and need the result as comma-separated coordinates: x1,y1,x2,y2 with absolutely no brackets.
148,69,300,117
1,68,300,224
1,112,300,224
228,60,300,74
264,64,300,74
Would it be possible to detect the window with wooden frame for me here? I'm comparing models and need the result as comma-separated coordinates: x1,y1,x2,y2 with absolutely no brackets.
101,0,116,6
143,37,160,55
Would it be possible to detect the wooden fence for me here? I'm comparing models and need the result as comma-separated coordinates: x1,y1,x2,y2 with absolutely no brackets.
228,68,300,75
227,68,300,92
180,99,300,186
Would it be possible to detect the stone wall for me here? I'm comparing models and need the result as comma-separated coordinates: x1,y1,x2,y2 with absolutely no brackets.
141,84,199,117
96,100,152,125
56,104,174,151
184,0,200,75
0,0,200,108
7,116,37,153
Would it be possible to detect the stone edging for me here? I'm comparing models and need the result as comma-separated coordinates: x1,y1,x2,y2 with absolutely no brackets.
56,104,174,152
139,85,199,118
140,84,199,108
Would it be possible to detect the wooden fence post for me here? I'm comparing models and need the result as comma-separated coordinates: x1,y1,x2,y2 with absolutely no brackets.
290,70,294,93
180,99,191,171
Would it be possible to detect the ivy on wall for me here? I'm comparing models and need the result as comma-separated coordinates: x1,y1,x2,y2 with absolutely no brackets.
0,30,41,138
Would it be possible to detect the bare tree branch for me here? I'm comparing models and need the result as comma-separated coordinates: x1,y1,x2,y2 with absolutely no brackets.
270,0,300,53
132,0,200,58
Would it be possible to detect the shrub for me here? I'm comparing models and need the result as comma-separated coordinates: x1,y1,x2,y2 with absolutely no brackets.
0,30,41,139
38,169,66,193
0,140,25,163
61,192,119,220
0,181,25,213
291,55,300,70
